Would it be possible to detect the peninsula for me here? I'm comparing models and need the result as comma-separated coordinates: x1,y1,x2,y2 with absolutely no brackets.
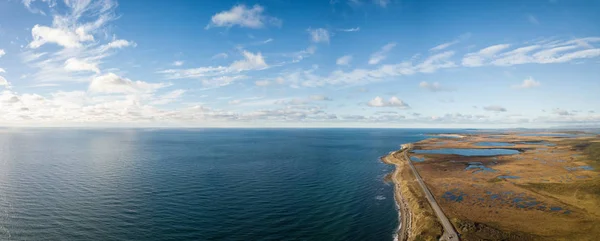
383,131,600,241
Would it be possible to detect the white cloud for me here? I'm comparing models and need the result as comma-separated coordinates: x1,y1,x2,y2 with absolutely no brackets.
339,27,360,32
429,33,471,52
201,75,247,88
491,45,542,66
281,55,453,87
159,50,268,83
103,39,136,50
369,42,396,65
0,49,5,58
336,55,353,65
430,40,458,52
229,50,268,71
367,96,409,109
414,51,456,73
29,25,87,49
419,81,454,92
308,28,330,44
462,44,511,67
173,61,184,66
485,39,600,66
212,53,228,59
27,0,117,49
206,4,281,29
0,68,5,73
261,38,273,44
64,58,100,73
21,0,134,83
483,105,507,112
290,46,317,63
266,37,600,88
533,47,600,63
512,77,541,89
89,73,168,94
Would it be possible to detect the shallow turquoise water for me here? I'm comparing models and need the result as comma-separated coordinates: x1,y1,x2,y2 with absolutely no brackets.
0,128,456,241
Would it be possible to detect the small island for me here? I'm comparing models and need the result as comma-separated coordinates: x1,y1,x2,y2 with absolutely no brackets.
383,132,600,241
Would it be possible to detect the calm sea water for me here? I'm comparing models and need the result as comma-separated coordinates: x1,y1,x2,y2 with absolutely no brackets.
0,128,451,241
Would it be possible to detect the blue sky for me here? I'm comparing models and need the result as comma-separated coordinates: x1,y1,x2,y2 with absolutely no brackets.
0,0,599,127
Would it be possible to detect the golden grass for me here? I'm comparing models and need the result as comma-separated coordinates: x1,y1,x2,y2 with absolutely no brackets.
405,134,600,240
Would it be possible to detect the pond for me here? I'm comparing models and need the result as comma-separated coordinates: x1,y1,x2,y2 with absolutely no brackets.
475,142,515,147
410,156,425,162
497,175,521,179
465,162,496,173
412,148,519,156
565,166,594,171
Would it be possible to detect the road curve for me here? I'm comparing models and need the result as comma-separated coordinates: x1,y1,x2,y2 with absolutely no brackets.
400,144,460,241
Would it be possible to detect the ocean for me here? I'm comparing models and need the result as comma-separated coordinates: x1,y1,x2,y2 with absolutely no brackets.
0,128,448,240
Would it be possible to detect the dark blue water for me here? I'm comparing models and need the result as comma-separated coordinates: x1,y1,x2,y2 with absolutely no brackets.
0,128,452,241
412,148,519,156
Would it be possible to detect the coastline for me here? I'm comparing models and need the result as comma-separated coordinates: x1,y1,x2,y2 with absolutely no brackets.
381,150,411,241
382,145,446,241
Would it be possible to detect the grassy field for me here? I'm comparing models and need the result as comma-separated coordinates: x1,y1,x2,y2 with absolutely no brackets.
405,133,600,240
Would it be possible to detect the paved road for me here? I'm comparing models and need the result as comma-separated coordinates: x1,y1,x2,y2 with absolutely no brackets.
401,144,460,241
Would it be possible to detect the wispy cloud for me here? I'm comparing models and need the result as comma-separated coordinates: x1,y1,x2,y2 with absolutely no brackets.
159,50,268,83
369,42,396,65
89,73,169,94
205,4,281,29
463,44,511,67
430,33,471,52
338,27,360,32
20,0,135,83
480,38,600,66
307,28,330,43
212,53,229,59
367,96,410,109
430,41,459,52
336,55,353,66
512,77,541,89
419,81,455,92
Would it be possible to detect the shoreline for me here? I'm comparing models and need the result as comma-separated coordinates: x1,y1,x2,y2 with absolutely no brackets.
381,151,411,241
